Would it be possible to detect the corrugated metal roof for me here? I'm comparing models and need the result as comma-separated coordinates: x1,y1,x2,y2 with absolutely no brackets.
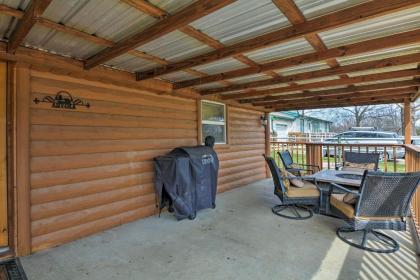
337,44,420,65
194,82,224,90
193,57,246,75
24,25,105,59
149,0,198,14
295,0,369,19
106,53,159,72
309,85,347,91
137,30,213,63
276,61,330,76
295,75,341,85
347,63,418,77
244,38,314,64
319,6,420,48
0,0,29,39
190,0,290,46
160,71,198,82
42,0,157,42
226,73,270,84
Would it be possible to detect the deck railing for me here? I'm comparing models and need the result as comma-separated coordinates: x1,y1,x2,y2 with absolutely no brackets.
405,144,420,248
270,141,405,172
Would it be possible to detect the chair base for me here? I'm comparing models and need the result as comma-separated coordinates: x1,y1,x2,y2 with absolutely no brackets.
272,204,313,220
336,227,399,253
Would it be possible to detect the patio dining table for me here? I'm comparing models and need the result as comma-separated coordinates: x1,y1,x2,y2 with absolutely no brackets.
304,169,364,214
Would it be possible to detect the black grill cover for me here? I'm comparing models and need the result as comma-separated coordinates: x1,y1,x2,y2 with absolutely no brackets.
154,146,219,220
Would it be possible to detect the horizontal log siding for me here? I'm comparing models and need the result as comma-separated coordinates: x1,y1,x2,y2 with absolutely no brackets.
216,107,266,192
27,70,265,252
29,70,196,252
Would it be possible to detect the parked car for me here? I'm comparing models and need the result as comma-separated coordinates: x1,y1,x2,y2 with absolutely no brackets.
323,130,405,159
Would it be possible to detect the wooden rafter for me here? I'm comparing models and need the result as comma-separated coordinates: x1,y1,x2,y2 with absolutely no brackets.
175,29,420,89
219,69,420,99
0,4,24,18
8,0,52,53
256,87,417,107
273,98,410,111
242,79,420,104
84,0,235,69
136,0,420,80
197,52,420,94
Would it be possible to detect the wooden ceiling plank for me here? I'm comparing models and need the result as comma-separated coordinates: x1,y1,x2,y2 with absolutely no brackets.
200,52,420,94
136,0,420,80
174,29,420,89
242,80,420,104
8,0,52,53
220,68,420,99
85,0,235,69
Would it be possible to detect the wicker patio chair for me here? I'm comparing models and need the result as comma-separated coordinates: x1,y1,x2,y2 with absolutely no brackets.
327,170,420,253
335,151,380,171
278,150,320,176
263,154,320,220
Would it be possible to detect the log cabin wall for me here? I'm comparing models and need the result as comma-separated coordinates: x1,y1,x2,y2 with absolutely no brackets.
15,67,265,254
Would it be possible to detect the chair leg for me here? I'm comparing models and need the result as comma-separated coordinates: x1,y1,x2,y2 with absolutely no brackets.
336,227,399,253
271,204,313,220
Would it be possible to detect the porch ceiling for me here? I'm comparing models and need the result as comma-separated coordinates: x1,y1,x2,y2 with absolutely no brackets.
0,0,419,111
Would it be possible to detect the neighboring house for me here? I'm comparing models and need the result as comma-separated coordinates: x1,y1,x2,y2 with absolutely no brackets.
270,111,332,138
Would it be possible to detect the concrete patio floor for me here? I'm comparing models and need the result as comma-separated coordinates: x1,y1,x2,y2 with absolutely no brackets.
21,179,420,280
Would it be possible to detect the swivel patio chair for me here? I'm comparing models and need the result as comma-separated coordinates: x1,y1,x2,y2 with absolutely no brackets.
336,151,380,172
327,170,420,253
263,154,320,220
278,150,320,176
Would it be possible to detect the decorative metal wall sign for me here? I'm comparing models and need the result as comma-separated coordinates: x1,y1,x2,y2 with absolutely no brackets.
33,91,90,110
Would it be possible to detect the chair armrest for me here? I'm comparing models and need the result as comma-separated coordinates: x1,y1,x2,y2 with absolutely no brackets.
328,182,359,196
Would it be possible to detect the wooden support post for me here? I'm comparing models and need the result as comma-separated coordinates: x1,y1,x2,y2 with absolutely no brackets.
15,63,31,256
265,112,271,178
197,99,202,145
404,98,412,144
0,61,7,247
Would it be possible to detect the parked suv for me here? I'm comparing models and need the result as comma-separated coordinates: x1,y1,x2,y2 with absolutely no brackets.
323,130,405,159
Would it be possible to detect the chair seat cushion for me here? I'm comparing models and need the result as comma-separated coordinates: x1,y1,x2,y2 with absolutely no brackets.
286,181,320,198
343,193,358,204
330,194,355,218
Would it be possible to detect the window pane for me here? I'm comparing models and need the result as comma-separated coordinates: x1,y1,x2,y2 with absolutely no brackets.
202,102,225,122
202,124,225,143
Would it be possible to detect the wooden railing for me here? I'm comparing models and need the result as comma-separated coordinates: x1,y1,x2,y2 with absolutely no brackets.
270,141,405,172
405,144,420,247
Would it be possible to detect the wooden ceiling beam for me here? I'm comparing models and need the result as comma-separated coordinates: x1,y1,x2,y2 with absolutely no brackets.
136,0,420,80
84,0,235,69
8,0,52,53
272,0,305,24
198,52,420,94
272,98,409,111
256,87,416,107
174,29,420,89
241,79,420,104
220,69,420,99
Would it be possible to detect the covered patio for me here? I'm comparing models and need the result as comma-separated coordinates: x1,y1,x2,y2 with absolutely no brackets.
20,180,420,280
0,0,419,279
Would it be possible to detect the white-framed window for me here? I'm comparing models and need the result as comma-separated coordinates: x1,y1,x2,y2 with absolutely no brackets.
201,100,226,144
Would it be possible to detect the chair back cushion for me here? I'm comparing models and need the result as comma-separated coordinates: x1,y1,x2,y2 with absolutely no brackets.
356,171,420,218
343,193,358,205
287,171,304,188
